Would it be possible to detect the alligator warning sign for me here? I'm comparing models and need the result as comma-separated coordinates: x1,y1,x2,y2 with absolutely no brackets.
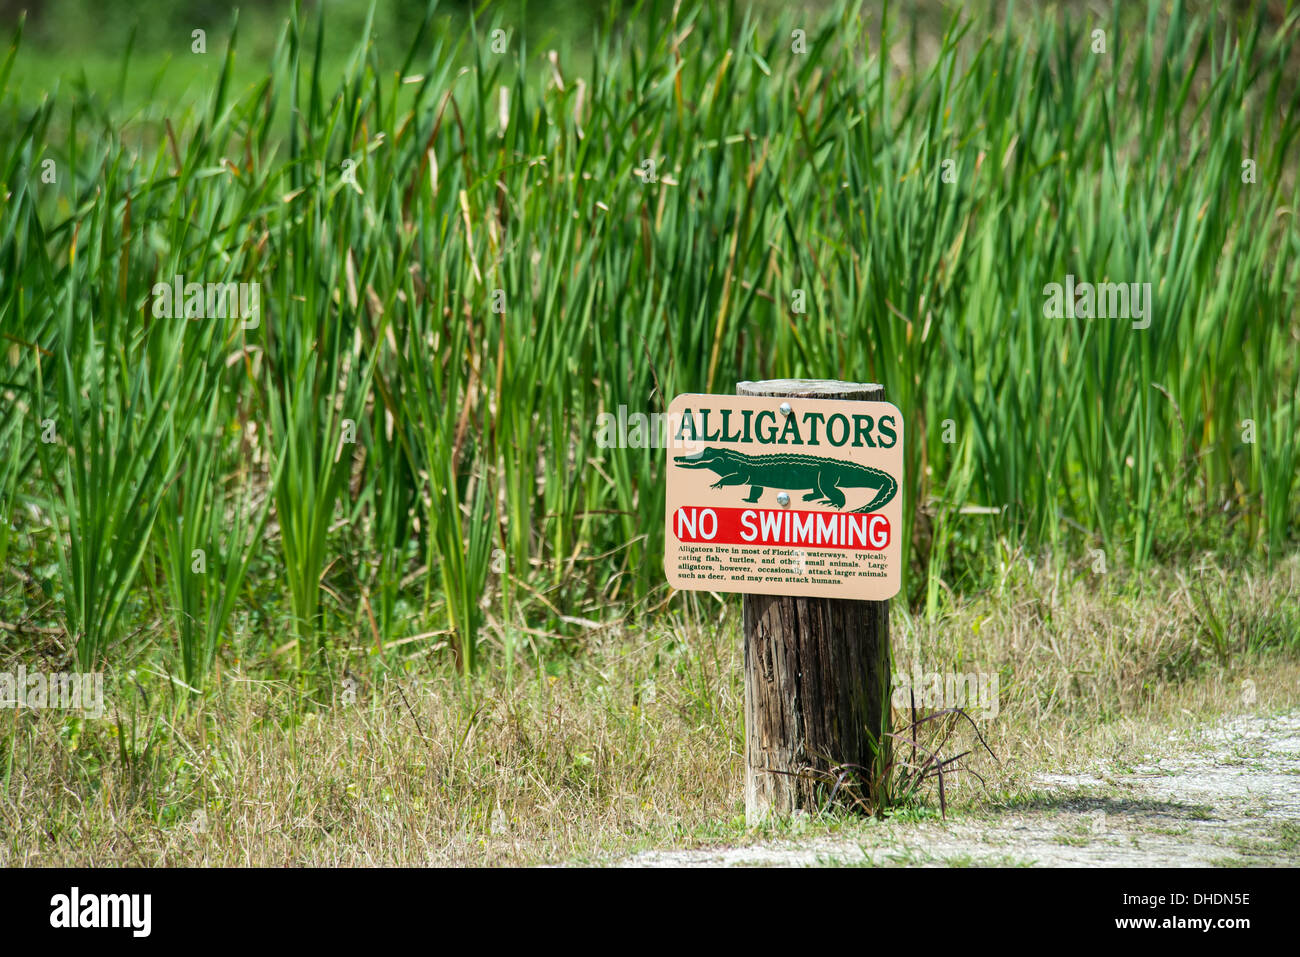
663,393,904,600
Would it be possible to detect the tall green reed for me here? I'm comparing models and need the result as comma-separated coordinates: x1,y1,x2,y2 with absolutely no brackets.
1,0,1296,690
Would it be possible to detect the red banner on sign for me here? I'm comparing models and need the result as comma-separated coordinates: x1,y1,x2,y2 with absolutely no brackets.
671,506,890,550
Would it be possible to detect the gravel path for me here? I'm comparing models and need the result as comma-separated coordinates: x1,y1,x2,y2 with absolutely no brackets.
623,709,1300,867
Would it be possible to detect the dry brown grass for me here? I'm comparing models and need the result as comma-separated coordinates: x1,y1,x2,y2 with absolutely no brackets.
2,555,1296,866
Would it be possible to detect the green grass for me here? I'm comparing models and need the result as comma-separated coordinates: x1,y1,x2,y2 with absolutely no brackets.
0,0,1297,694
3,539,1298,865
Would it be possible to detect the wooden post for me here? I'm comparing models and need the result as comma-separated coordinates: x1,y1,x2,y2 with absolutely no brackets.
737,379,893,824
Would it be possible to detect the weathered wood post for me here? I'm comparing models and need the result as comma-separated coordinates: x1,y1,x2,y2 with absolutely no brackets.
737,379,892,824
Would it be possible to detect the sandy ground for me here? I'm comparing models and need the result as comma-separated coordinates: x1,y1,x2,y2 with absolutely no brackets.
623,709,1300,867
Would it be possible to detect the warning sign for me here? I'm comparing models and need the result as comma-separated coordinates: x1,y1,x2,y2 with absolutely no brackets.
663,393,904,600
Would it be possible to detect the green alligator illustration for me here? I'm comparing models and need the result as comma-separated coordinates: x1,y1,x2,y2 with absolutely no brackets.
674,447,897,513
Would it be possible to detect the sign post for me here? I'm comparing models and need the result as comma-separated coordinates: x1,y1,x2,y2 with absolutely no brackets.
664,379,900,823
